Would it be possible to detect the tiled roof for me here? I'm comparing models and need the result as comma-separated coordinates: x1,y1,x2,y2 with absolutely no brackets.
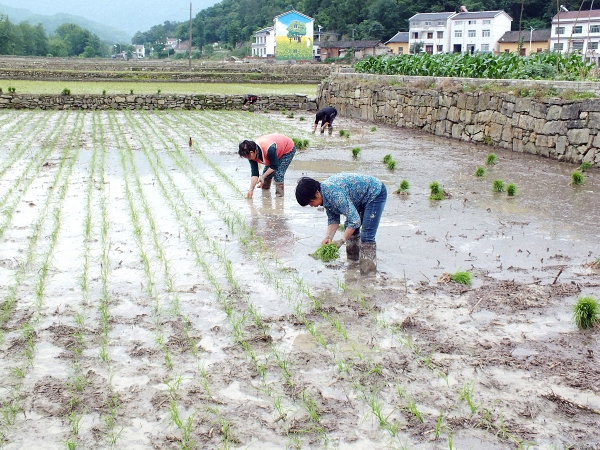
553,10,600,20
385,32,409,44
255,27,273,34
451,10,509,20
321,40,381,49
410,12,455,21
498,29,551,43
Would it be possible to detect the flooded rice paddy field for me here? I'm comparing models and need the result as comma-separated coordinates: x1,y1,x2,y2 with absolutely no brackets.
0,109,598,450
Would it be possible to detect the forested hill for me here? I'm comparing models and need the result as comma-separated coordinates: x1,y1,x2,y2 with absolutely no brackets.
148,0,595,50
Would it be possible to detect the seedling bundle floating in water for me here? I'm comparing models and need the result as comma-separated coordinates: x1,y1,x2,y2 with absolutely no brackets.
311,244,340,262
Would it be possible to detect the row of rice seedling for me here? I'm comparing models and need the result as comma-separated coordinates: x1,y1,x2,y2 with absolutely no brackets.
109,111,228,448
0,113,57,238
0,112,82,439
150,112,415,445
0,113,45,181
126,111,315,443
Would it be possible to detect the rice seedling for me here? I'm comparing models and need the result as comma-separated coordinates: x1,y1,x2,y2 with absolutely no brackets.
486,153,497,165
573,296,599,329
383,154,392,164
311,244,339,262
61,88,71,95
129,89,134,94
450,271,472,285
157,89,161,94
396,179,410,193
429,181,445,200
371,126,377,131
492,179,504,192
571,171,584,185
387,160,396,170
397,387,424,423
352,147,361,157
506,183,517,196
579,161,592,172
301,390,321,423
287,112,295,118
459,381,479,414
102,89,106,95
8,86,16,93
339,129,348,137
299,116,305,121
474,167,486,177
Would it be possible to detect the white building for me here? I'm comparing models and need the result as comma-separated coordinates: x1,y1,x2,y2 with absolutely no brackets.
408,12,456,54
251,26,275,57
134,45,145,58
449,10,512,54
551,9,600,64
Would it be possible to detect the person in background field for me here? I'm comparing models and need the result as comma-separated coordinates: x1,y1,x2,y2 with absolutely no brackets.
312,106,338,135
295,173,387,275
238,134,296,198
243,94,258,107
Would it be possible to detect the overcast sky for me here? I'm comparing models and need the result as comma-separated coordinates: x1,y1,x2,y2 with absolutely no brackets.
0,0,219,36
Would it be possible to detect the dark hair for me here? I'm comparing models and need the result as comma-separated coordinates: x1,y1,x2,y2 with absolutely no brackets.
238,140,257,158
295,177,321,206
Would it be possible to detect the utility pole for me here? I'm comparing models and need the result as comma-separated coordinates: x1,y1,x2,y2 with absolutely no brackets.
188,2,192,71
529,27,534,55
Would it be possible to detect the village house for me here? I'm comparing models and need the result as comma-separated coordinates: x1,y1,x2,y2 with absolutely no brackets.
408,12,456,54
449,10,512,54
385,31,409,55
498,29,551,55
319,40,390,60
251,27,275,57
550,9,600,65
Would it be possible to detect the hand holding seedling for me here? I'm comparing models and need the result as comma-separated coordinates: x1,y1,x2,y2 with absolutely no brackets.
332,239,346,248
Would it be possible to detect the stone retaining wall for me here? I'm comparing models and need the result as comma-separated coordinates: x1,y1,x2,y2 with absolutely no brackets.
318,74,600,167
0,93,318,111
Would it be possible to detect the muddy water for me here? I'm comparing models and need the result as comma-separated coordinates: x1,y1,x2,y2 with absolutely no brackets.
0,110,598,450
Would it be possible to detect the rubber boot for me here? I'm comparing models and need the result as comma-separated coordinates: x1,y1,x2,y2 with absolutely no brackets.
346,234,360,261
275,182,285,197
261,177,272,190
328,125,333,135
359,242,377,275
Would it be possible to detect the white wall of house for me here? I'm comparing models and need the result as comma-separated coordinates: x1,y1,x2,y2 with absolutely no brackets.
449,12,511,54
408,13,455,54
252,28,275,57
550,11,600,64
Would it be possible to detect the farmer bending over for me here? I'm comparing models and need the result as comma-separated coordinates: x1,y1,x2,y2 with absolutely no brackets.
238,134,296,198
295,173,387,275
243,94,258,107
312,106,338,135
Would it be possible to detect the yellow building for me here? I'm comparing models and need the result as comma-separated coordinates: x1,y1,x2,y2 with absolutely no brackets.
498,29,550,55
385,31,409,55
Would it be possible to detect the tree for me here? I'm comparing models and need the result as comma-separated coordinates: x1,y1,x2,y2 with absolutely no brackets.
82,45,96,58
410,41,424,54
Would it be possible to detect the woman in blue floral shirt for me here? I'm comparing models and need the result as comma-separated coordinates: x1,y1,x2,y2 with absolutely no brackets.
295,173,387,275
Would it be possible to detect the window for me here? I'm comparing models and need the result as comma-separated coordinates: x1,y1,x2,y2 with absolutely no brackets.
573,26,583,34
455,21,463,25
437,45,443,52
592,25,600,33
437,31,444,38
482,30,490,37
412,21,419,26
425,21,432,25
427,32,433,39
504,49,510,53
520,48,526,56
412,32,419,39
438,21,444,25
483,20,491,24
455,30,462,37
572,41,584,51
468,30,476,37
553,43,564,50
426,45,433,54
468,20,477,24
555,26,565,34
537,48,542,53
398,46,404,54
590,41,599,50
481,44,489,51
